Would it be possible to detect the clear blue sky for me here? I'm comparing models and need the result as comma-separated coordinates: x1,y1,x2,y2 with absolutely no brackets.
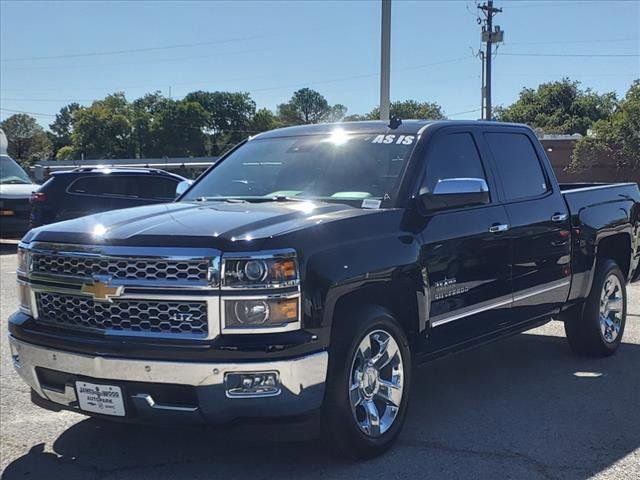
1,0,638,127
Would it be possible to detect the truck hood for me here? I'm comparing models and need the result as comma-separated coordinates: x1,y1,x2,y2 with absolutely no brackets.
24,200,379,248
0,183,38,199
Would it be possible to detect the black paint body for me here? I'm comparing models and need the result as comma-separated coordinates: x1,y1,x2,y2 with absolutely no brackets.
10,121,640,365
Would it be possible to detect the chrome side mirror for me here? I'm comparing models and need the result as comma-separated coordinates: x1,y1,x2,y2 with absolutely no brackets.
419,177,490,212
175,179,193,198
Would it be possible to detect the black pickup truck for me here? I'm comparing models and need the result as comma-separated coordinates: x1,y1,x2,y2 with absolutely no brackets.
9,120,640,458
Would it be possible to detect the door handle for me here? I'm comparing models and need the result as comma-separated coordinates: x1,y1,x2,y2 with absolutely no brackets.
489,223,509,233
551,212,568,222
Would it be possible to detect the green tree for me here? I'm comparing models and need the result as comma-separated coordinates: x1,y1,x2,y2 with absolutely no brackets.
48,103,80,155
131,91,170,157
571,80,640,170
185,91,256,155
72,93,134,159
55,145,76,160
250,108,281,133
148,99,209,157
364,100,445,120
495,78,617,135
277,88,332,125
0,113,52,163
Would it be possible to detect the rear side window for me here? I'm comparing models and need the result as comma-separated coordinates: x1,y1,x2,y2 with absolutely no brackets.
69,176,121,196
69,175,177,199
485,133,548,201
137,177,179,199
423,132,487,193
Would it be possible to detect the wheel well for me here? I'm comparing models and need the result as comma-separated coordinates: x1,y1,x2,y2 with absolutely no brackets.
597,234,631,279
332,284,419,341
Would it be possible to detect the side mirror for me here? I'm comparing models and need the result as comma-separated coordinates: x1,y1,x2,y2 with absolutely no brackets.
418,178,489,213
175,179,194,198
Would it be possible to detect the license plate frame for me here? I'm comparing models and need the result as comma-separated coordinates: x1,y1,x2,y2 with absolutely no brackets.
75,381,126,417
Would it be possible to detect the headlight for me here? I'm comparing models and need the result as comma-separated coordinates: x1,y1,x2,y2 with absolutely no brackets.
16,246,32,315
17,281,33,315
16,246,30,274
223,295,300,331
222,251,298,288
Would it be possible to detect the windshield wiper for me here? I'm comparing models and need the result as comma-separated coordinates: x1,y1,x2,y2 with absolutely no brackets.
194,197,248,203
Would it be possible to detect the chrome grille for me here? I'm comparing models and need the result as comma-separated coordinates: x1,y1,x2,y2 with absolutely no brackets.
35,292,208,338
31,254,210,282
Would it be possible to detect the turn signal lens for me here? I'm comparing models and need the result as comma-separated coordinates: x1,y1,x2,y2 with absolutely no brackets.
270,259,296,282
270,297,298,323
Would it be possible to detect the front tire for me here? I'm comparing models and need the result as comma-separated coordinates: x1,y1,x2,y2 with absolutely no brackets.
565,259,627,357
323,307,411,459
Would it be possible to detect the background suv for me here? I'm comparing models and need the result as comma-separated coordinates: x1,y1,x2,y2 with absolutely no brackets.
30,167,186,228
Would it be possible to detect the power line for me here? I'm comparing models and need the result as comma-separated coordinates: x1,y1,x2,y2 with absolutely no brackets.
1,56,474,103
0,108,57,117
3,46,273,71
1,33,276,62
504,37,635,46
501,52,640,57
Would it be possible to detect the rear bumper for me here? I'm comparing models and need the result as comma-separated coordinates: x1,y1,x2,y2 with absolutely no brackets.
9,335,328,425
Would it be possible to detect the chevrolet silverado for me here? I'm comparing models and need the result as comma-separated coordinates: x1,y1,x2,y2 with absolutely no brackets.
8,120,640,458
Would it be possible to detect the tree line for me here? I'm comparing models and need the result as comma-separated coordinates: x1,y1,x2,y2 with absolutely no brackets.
1,78,638,172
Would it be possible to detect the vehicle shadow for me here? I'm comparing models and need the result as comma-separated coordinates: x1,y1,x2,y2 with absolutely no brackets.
2,330,640,480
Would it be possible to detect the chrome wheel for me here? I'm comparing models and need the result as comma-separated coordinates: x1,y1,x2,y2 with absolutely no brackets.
599,274,624,343
349,329,404,438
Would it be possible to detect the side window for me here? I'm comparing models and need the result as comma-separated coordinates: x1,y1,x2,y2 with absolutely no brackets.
485,133,549,201
136,177,180,200
68,177,112,195
69,176,133,197
423,132,487,193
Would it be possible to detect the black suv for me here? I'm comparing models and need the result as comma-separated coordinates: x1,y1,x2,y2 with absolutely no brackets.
30,167,186,228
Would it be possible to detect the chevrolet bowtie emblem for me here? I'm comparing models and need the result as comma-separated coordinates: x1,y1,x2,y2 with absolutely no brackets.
81,277,123,302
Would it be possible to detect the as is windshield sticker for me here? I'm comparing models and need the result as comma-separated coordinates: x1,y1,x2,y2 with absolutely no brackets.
362,198,382,209
371,134,415,145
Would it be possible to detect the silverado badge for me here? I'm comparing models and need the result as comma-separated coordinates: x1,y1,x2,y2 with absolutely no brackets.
81,276,123,302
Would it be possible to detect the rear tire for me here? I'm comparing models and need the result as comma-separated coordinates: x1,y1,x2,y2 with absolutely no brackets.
322,306,411,459
564,259,627,357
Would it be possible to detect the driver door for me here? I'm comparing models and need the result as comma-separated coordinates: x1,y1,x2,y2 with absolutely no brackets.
416,129,513,355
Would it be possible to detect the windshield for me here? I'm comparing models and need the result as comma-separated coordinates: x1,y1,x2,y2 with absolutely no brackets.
182,132,416,205
0,156,32,185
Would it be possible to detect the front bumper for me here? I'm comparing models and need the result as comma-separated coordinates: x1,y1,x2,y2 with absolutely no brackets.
9,335,328,425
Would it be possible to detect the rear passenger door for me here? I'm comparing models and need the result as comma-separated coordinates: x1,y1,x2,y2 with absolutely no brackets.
483,130,571,323
417,128,513,353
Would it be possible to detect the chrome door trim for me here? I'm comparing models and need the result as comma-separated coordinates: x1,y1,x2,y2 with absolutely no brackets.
512,279,571,303
430,295,513,327
430,279,571,328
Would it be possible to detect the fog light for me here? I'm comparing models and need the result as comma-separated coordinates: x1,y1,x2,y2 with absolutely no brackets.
10,342,20,366
225,371,280,397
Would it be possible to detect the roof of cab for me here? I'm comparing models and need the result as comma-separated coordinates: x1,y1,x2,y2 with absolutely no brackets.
250,119,530,140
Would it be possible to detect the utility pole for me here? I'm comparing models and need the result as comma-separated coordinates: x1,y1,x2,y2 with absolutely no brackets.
478,0,503,120
379,0,391,121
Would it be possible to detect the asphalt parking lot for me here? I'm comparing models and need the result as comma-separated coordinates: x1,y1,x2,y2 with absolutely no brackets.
1,243,639,480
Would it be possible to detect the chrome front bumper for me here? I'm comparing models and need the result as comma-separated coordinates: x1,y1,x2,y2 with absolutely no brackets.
9,335,328,424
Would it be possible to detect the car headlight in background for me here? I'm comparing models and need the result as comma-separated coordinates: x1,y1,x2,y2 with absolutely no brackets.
17,281,33,315
222,251,298,289
16,245,33,315
16,246,30,274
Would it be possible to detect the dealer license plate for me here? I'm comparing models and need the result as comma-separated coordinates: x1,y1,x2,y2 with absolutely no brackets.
75,381,125,416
